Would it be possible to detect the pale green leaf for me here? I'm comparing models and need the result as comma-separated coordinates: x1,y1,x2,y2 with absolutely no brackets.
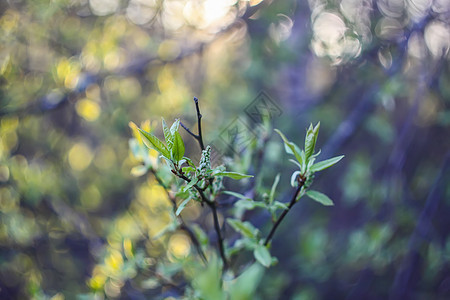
161,118,174,150
227,219,258,239
290,171,301,187
253,245,272,267
170,118,180,136
223,191,252,201
176,197,192,216
306,190,334,206
275,129,303,166
214,171,253,180
138,128,170,158
310,155,344,172
228,263,264,299
304,122,320,161
269,173,280,204
272,201,289,210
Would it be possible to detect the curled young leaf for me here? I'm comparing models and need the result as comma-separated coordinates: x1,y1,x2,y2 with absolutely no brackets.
304,122,320,161
290,170,301,187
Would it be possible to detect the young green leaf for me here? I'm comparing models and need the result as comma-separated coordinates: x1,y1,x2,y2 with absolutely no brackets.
227,219,259,239
304,122,320,161
288,159,302,169
269,173,280,205
234,199,266,211
223,191,252,201
161,118,174,150
214,171,253,180
274,129,303,166
310,155,344,172
170,118,180,136
272,201,289,210
306,190,334,206
253,245,272,267
137,128,170,158
171,131,185,162
176,197,192,216
183,156,196,167
228,263,264,300
182,166,195,174
290,170,301,187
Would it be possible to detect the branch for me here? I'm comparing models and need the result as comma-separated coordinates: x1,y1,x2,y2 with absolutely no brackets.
175,170,228,270
264,184,303,246
149,167,207,263
181,97,205,151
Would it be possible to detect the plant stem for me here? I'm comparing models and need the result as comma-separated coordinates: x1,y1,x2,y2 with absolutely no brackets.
150,167,207,263
176,171,228,270
181,97,205,151
264,185,302,246
205,200,228,271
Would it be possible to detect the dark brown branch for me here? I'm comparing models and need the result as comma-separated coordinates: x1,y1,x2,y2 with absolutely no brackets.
175,170,228,270
150,167,207,263
264,185,303,246
181,97,205,151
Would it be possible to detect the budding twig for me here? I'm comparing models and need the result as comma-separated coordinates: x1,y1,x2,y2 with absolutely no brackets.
181,97,205,151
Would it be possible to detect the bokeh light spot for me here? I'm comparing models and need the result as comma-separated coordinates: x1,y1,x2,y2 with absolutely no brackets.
76,99,101,121
168,233,191,259
68,142,94,171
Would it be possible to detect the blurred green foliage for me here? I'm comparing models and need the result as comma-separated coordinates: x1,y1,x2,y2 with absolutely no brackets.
0,0,449,299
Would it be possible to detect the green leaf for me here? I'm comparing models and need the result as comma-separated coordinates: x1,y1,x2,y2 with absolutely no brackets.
183,156,195,167
170,118,180,136
185,177,198,190
272,201,289,210
288,159,302,169
228,263,264,300
269,173,280,205
306,190,334,206
192,224,209,247
223,191,252,201
227,219,259,239
161,118,174,150
304,122,320,161
182,166,195,174
275,129,303,166
310,155,344,172
171,131,185,162
176,197,192,216
253,245,272,267
214,171,253,180
138,128,170,158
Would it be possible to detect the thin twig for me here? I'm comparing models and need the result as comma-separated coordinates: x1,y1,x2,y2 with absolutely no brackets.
175,170,228,270
264,185,303,246
181,97,205,151
150,167,208,263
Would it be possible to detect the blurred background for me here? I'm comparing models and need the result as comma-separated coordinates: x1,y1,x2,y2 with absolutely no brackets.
0,0,450,299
